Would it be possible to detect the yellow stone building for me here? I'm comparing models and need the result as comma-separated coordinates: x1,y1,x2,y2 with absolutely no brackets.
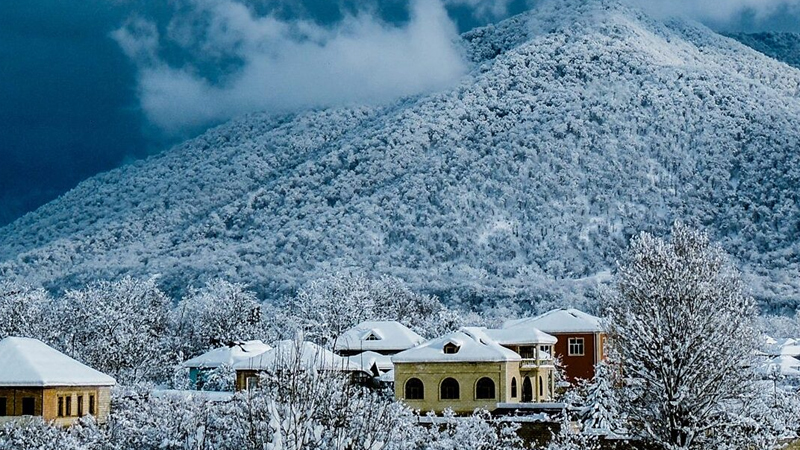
392,327,557,414
0,337,115,426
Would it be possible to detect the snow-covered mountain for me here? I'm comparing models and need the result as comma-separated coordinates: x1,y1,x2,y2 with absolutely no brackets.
728,32,800,70
2,0,800,308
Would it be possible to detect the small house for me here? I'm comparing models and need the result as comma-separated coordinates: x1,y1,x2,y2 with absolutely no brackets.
0,337,115,426
334,321,425,356
233,340,368,391
503,308,605,382
182,340,271,389
392,327,557,414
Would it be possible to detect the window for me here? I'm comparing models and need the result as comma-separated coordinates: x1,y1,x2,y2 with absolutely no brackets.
539,376,544,397
475,377,495,400
511,378,518,398
89,395,95,416
365,333,380,341
568,338,585,356
246,376,259,391
58,397,64,417
405,378,424,400
443,343,460,354
440,378,460,400
519,346,535,359
66,396,72,416
0,398,6,416
22,398,34,416
78,395,84,416
522,377,533,402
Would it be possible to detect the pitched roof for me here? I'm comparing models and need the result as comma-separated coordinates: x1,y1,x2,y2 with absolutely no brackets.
503,308,604,333
183,340,272,369
0,337,115,387
483,327,557,345
233,340,365,373
333,321,425,352
391,327,522,364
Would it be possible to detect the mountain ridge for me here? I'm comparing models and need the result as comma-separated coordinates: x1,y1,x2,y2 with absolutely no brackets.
2,0,799,309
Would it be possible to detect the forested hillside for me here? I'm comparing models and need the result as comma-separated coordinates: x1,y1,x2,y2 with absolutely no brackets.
1,0,799,309
729,32,800,70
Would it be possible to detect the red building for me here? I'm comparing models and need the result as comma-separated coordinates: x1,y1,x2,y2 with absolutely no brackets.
503,308,605,383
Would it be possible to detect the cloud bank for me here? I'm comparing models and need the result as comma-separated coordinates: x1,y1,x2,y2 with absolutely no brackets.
114,0,467,135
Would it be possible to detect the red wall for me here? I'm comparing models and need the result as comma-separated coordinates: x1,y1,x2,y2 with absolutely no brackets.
551,332,599,382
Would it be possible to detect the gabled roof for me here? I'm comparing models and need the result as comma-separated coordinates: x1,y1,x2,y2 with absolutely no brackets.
233,340,365,373
483,327,557,345
0,337,115,387
183,340,272,369
503,308,604,333
334,321,425,352
392,327,521,363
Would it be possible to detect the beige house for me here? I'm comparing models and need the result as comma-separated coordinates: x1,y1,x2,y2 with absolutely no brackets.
0,337,115,426
392,327,557,414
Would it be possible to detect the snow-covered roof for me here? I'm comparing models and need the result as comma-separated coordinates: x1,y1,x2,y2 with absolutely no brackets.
183,340,272,369
761,336,800,357
758,355,800,377
503,308,604,333
233,340,365,373
345,351,394,373
392,327,522,363
0,337,115,387
483,327,557,345
333,321,425,352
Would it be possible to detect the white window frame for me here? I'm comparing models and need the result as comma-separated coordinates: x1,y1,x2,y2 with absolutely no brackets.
568,337,585,356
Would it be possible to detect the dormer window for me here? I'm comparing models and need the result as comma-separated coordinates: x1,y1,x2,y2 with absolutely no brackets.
443,343,460,354
365,333,380,341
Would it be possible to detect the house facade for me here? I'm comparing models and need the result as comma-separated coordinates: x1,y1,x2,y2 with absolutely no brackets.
504,308,605,382
0,337,115,426
392,327,557,414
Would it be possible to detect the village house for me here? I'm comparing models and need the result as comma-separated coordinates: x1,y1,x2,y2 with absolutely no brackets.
232,339,369,391
503,308,605,382
182,340,271,389
0,337,115,426
334,320,425,357
392,327,557,414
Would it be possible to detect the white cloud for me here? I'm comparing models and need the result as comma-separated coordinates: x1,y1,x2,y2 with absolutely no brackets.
114,0,467,135
444,0,515,20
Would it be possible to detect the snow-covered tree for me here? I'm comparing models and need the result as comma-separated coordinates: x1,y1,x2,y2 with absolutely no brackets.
544,413,600,450
0,281,54,341
581,361,623,437
282,273,445,346
57,276,175,384
603,223,762,449
172,279,268,355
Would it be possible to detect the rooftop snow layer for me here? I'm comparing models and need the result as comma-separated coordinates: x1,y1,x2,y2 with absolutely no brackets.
392,327,522,363
233,340,365,373
334,321,425,352
483,327,557,345
182,340,272,369
503,309,604,333
0,337,115,387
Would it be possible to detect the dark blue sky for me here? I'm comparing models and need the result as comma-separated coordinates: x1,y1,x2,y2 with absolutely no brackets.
0,0,797,226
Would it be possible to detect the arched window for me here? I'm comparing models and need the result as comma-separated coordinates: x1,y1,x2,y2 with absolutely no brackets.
440,378,460,400
405,378,424,400
511,377,518,398
475,377,495,399
539,376,544,398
